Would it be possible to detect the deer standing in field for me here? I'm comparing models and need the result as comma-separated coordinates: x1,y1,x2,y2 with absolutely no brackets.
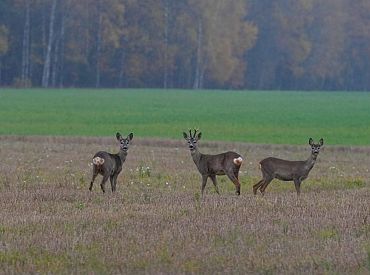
89,132,133,193
253,138,324,196
183,129,243,196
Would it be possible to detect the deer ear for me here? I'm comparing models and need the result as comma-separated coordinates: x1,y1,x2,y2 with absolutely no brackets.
319,138,324,146
197,132,202,140
116,132,122,140
308,138,313,145
183,132,188,139
128,133,134,140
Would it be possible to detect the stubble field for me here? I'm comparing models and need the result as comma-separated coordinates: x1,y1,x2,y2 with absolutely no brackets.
0,135,369,274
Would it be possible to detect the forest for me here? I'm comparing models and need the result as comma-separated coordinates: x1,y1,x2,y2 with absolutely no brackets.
0,0,370,91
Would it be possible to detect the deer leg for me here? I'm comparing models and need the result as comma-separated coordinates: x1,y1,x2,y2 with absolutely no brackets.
253,179,264,195
209,175,220,195
201,175,208,197
100,174,109,193
294,179,301,196
259,177,273,196
110,175,115,192
111,174,119,192
89,166,98,191
226,172,241,195
234,170,241,195
254,168,270,195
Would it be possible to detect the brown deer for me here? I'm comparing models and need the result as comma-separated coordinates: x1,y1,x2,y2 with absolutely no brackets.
89,132,133,193
183,129,243,196
253,138,324,196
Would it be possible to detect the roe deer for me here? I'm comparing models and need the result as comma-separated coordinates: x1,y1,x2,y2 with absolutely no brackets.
183,129,243,196
253,138,324,196
89,132,133,193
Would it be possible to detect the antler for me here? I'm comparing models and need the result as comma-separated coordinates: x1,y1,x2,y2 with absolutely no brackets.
193,129,197,138
188,128,199,138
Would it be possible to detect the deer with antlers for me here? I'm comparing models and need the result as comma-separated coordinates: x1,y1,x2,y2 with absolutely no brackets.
183,129,243,196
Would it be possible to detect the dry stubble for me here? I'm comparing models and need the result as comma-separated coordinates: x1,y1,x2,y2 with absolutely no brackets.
0,136,369,274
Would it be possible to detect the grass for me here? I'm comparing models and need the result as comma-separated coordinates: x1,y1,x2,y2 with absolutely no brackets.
0,89,370,145
0,135,369,273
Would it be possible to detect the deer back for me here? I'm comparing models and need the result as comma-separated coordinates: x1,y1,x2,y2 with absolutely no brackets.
194,151,241,175
93,151,127,174
260,157,310,180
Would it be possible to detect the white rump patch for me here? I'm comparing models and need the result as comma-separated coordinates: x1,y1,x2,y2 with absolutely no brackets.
233,157,243,165
92,157,105,165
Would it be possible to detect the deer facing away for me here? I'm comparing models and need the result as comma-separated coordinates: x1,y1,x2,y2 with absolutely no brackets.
183,130,243,196
89,132,133,193
253,138,324,196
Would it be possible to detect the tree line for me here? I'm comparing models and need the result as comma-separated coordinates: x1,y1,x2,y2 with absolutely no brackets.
0,0,369,91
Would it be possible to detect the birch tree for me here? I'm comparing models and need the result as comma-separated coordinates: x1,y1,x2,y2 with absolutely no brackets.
162,0,170,88
41,0,57,88
0,25,9,85
21,1,31,86
95,0,103,88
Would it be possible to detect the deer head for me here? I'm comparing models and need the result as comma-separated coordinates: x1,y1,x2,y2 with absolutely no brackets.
116,132,134,152
309,138,324,157
183,129,202,151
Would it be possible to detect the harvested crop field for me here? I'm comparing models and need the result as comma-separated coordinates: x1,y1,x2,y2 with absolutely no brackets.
0,136,369,273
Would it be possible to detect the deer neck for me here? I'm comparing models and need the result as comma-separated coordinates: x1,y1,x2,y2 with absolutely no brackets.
190,148,202,167
305,153,317,171
117,150,128,161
